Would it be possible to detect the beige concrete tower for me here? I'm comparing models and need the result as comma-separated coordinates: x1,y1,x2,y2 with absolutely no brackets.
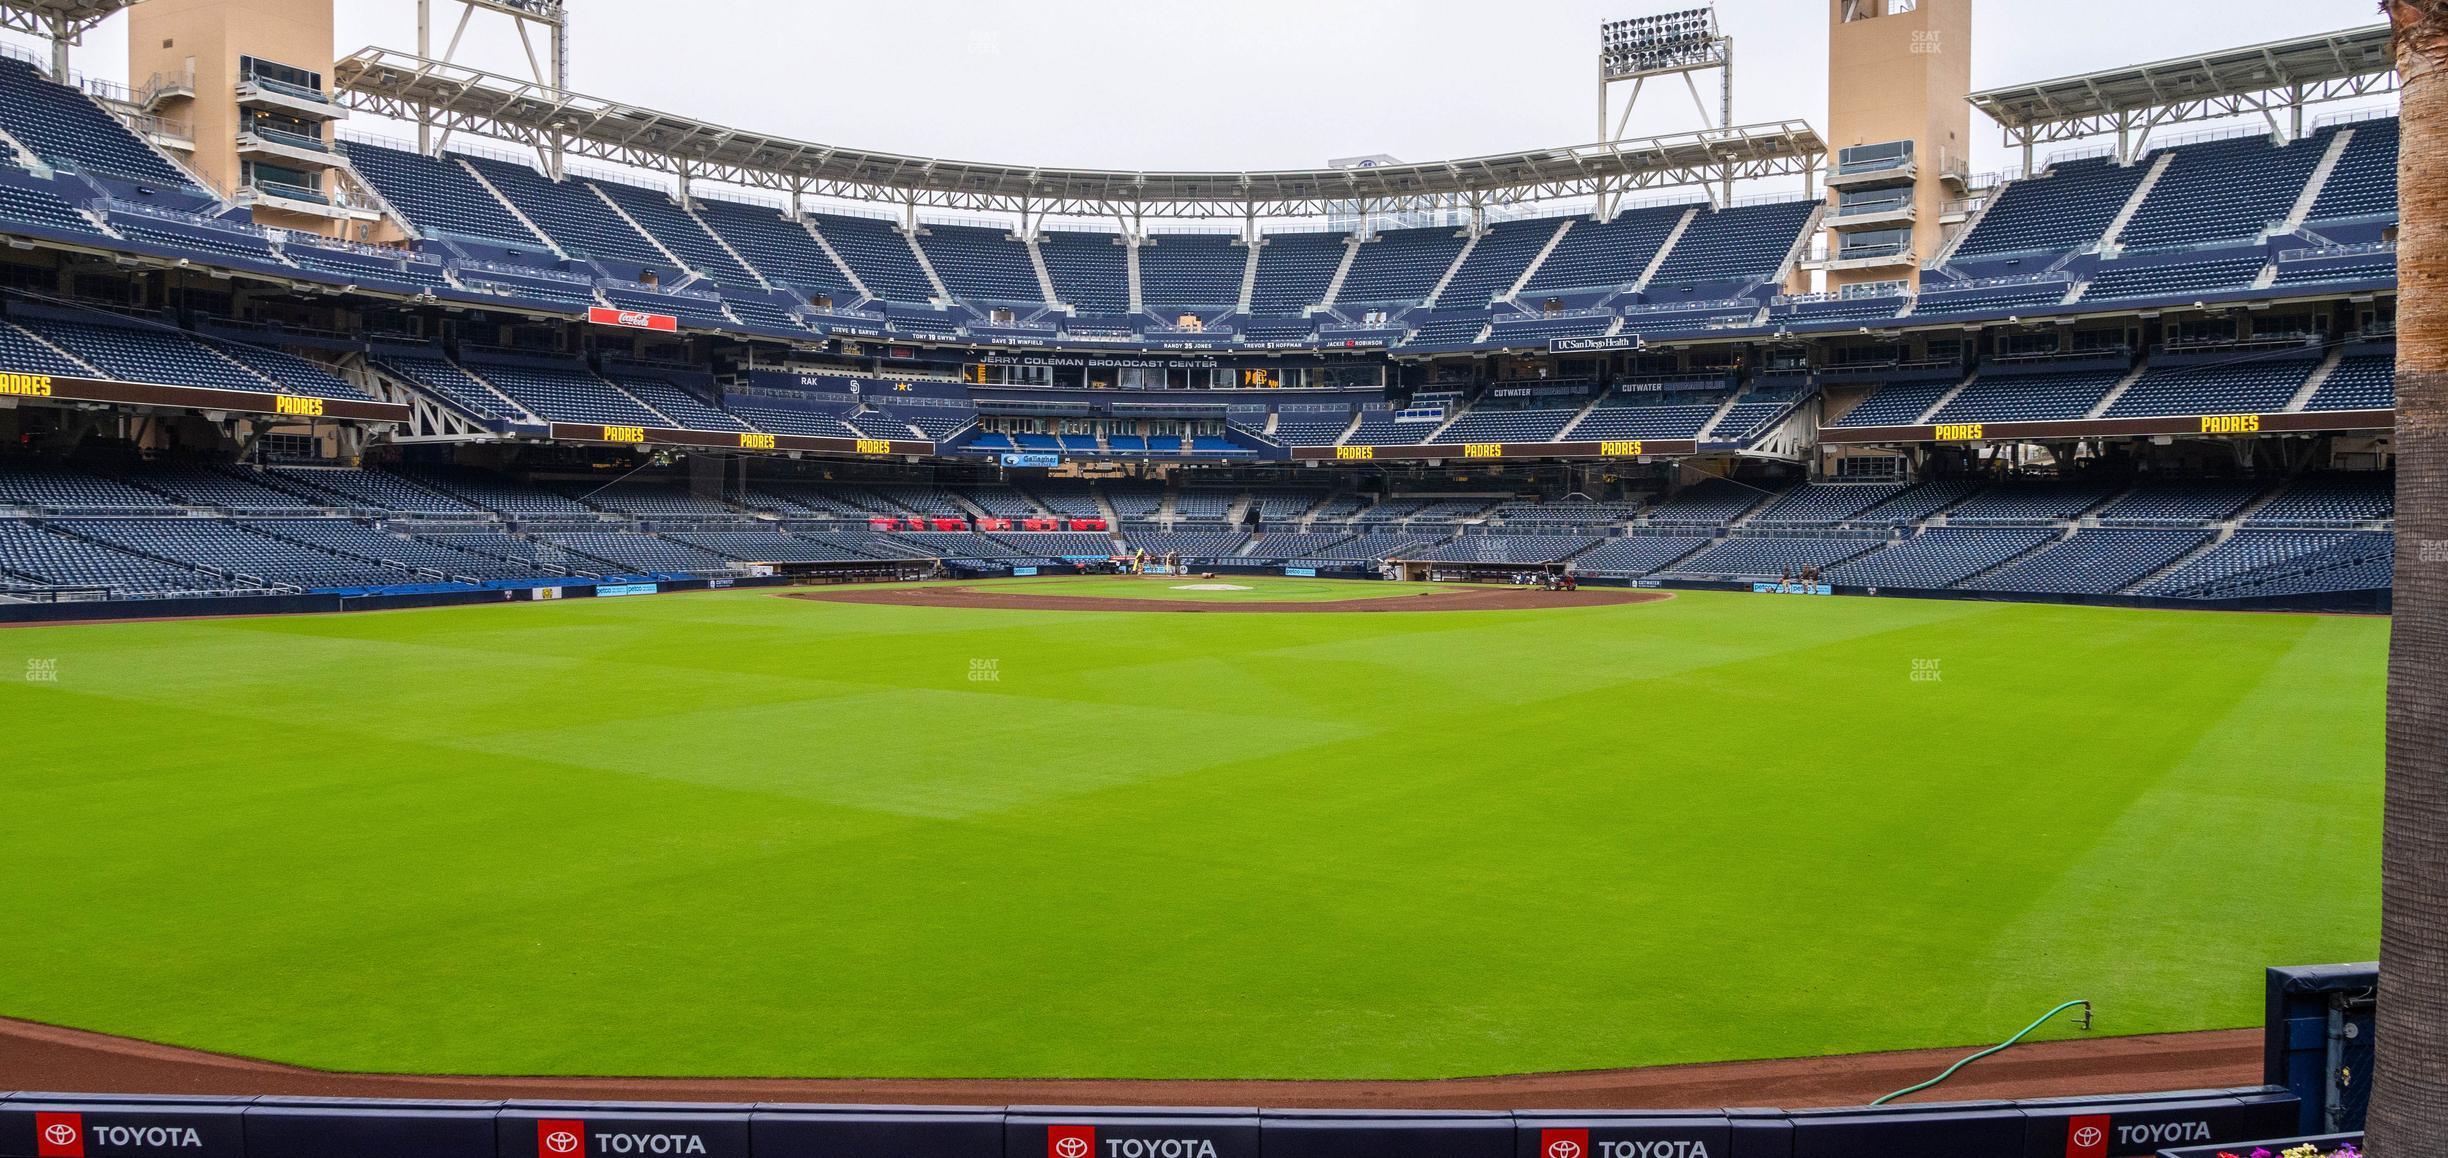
1819,0,1972,293
128,0,372,237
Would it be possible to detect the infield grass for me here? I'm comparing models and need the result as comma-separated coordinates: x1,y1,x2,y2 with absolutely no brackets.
0,584,2384,1079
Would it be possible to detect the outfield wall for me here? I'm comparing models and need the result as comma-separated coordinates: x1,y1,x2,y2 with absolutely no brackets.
0,1088,2298,1158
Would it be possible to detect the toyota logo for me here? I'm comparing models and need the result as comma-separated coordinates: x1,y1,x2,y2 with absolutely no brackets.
1545,1141,1581,1158
43,1125,78,1148
2071,1126,2103,1149
1053,1137,1090,1158
545,1132,581,1154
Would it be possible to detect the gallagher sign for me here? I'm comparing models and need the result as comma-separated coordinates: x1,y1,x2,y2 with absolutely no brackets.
587,307,680,333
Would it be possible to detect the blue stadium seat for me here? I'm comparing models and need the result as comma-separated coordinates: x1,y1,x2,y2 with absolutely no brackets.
1960,529,2208,594
0,57,202,192
2102,357,2315,418
1929,370,2123,424
1336,226,1468,306
2118,132,2330,251
1038,231,1129,313
693,197,862,300
590,178,762,286
917,223,1045,304
1523,205,1688,294
461,154,675,273
2306,119,2399,224
1248,231,1348,315
812,213,937,303
1950,156,2148,261
1138,233,1247,312
1826,528,2055,589
1436,217,1564,308
339,141,543,249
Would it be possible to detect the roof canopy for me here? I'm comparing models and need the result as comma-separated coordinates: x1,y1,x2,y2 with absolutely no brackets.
0,0,140,41
332,47,1825,220
1969,24,2397,149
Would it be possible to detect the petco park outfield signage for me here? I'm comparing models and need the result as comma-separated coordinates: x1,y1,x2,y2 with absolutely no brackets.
1819,408,2395,445
0,371,409,425
0,1088,2300,1158
547,421,932,457
1293,438,1697,462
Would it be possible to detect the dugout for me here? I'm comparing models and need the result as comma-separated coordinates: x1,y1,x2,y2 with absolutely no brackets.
1391,559,1578,587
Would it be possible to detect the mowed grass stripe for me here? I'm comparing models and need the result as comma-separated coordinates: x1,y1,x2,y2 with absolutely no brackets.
0,587,2383,1079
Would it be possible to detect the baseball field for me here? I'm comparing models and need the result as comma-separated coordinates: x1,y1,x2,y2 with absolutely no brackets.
0,580,2386,1082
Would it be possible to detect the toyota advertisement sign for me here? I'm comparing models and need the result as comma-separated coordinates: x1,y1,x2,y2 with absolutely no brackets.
1007,1114,1259,1158
0,1091,2306,1158
1,1101,246,1158
497,1108,749,1158
1514,1118,1731,1158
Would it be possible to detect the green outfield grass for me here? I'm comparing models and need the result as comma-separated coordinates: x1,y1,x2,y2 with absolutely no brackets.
0,585,2384,1080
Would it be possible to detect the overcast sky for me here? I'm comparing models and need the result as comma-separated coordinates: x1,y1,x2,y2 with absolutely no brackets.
11,0,2393,187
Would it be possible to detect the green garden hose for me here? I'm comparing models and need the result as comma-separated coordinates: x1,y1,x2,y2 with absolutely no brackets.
1871,1000,2095,1105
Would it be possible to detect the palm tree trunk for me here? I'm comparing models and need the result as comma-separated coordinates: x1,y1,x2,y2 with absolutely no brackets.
2373,3,2448,1155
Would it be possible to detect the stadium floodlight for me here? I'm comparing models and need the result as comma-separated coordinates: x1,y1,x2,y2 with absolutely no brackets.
1596,4,1737,207
1599,6,1723,81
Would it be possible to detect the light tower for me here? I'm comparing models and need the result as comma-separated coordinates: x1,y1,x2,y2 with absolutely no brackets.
1596,5,1735,208
412,0,567,170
